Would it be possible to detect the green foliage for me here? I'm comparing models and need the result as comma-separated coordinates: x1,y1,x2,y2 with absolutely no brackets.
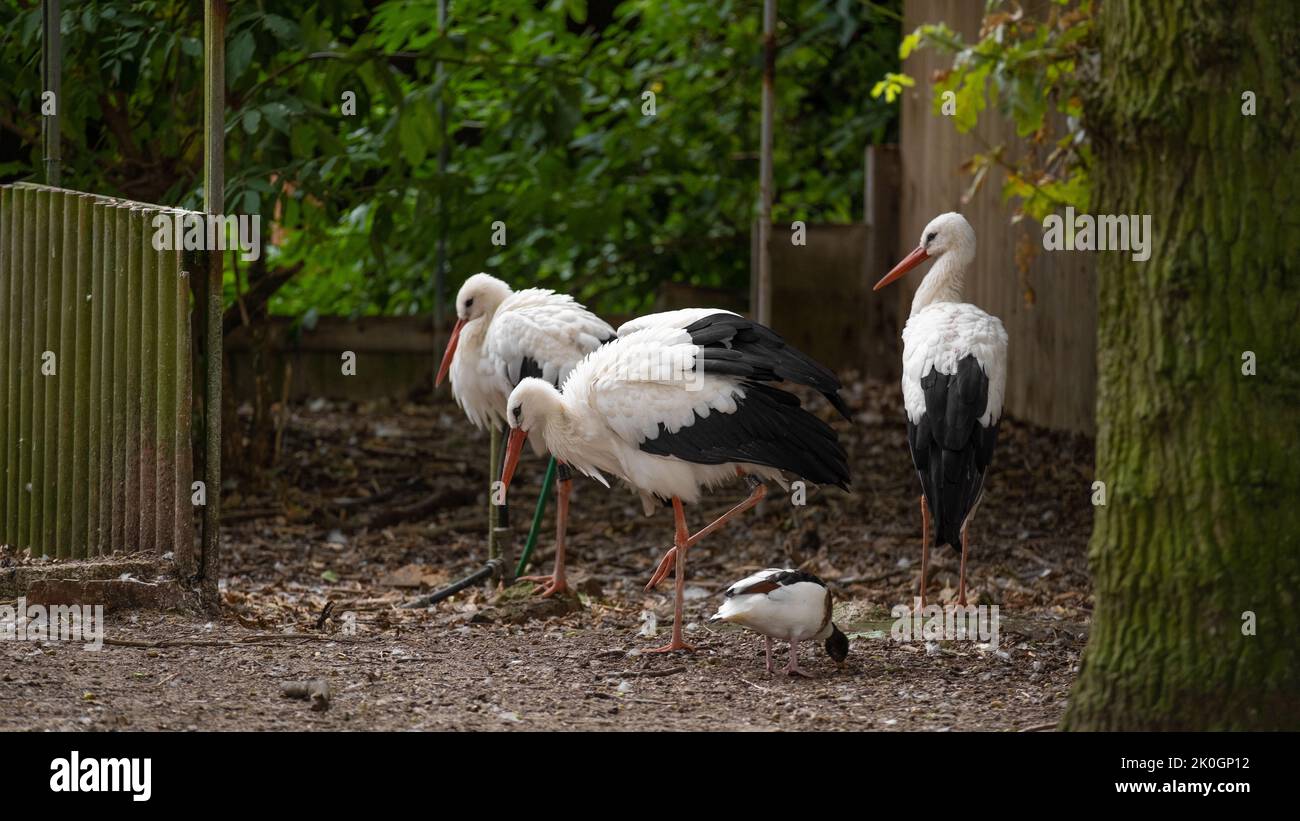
871,0,1093,223
0,0,901,319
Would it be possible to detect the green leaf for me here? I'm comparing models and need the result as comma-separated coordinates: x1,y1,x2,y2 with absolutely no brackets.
227,29,255,81
565,0,588,25
262,102,291,133
398,110,427,166
262,14,301,43
900,31,922,59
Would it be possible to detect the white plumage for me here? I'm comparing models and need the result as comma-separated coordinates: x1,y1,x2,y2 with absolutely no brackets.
710,568,848,676
901,302,1008,427
713,570,831,641
446,314,507,430
509,324,785,508
615,307,738,338
491,287,615,387
439,272,614,432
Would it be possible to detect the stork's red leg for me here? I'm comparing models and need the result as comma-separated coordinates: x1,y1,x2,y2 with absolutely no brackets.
519,476,571,597
646,497,696,654
957,521,969,607
918,495,930,608
764,636,774,675
645,482,768,591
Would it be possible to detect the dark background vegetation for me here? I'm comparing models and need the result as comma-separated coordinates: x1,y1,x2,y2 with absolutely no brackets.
0,0,901,319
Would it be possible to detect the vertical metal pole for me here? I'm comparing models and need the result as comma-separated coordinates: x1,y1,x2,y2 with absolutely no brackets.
434,0,449,335
756,0,776,325
201,0,226,605
41,0,61,186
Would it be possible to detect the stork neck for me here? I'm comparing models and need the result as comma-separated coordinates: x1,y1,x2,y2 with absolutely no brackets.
461,313,490,352
910,253,967,316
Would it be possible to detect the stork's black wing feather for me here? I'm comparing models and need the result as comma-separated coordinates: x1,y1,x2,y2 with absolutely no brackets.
638,382,850,490
906,355,999,552
515,356,545,386
683,314,852,420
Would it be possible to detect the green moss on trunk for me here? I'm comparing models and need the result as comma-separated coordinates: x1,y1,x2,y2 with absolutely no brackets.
1063,0,1300,730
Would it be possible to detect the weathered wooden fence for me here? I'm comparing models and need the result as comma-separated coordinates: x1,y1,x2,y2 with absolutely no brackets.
897,0,1098,435
0,182,196,559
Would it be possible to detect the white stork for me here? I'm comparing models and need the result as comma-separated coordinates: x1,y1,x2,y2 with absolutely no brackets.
499,313,851,653
435,272,615,596
874,213,1008,607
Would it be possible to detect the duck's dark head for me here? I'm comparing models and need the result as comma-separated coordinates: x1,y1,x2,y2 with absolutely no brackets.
825,624,849,663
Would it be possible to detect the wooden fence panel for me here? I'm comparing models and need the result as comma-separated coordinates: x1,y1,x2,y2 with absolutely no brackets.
0,184,198,558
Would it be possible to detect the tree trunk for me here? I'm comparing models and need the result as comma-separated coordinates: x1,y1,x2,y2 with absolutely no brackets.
1063,1,1300,730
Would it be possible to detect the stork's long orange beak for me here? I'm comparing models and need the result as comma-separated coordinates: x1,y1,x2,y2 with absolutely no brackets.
873,245,930,291
435,318,466,387
498,427,529,502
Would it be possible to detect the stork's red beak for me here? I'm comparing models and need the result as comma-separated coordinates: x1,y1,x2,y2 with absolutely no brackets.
873,245,929,291
498,427,528,502
435,318,466,387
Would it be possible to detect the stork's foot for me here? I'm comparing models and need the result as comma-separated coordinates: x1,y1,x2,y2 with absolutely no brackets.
644,547,677,591
645,638,696,654
518,574,569,598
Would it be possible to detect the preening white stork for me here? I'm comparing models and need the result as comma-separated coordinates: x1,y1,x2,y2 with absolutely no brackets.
874,213,1008,607
710,568,849,677
499,313,851,653
435,272,615,596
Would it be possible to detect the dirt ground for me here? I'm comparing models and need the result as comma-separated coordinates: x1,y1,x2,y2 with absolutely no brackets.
0,376,1095,731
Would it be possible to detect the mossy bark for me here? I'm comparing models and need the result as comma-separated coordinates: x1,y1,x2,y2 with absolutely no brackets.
1063,0,1300,730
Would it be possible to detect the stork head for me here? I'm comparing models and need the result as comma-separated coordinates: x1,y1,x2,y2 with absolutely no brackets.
455,272,511,322
436,273,512,387
873,212,976,291
499,378,563,500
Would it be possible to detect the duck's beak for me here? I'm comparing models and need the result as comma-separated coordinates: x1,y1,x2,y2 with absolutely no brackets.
498,427,529,502
435,318,466,387
873,245,929,291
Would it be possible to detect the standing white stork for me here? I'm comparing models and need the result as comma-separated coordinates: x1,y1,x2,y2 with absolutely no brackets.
435,272,615,596
499,313,851,653
874,213,1008,607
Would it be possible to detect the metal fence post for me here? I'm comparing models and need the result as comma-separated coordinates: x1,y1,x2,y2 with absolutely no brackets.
200,0,227,607
41,0,61,186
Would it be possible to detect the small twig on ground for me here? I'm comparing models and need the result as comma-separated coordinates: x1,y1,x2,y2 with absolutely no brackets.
104,634,367,649
315,601,335,631
329,477,423,509
1019,721,1058,732
612,665,686,679
362,486,478,530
